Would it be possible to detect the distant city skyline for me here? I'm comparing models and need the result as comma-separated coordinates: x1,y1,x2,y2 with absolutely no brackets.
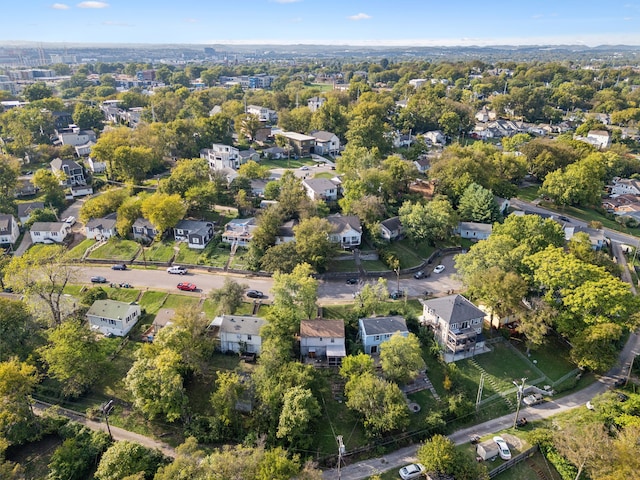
2,1,640,47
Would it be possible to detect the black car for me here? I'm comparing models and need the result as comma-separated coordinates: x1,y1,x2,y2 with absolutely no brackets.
414,270,430,279
111,264,127,270
246,290,265,299
558,216,570,222
90,276,107,283
346,278,358,285
389,291,404,300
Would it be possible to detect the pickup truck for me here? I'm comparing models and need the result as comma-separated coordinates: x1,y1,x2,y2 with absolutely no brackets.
522,393,545,406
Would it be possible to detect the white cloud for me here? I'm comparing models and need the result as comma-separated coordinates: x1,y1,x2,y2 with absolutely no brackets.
77,1,109,8
348,13,371,21
51,3,70,9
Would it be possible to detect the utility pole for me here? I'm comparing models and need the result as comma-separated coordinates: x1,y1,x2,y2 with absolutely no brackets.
102,399,114,439
512,378,527,428
476,373,484,411
336,435,345,480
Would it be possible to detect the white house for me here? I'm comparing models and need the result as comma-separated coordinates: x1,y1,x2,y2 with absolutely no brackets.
74,141,95,157
408,78,427,89
173,219,214,250
611,178,640,196
424,130,446,146
200,144,242,170
0,214,19,245
30,222,69,244
85,213,118,240
275,219,298,244
307,96,326,112
327,214,362,249
56,125,97,147
587,130,611,149
300,319,346,366
87,157,107,174
246,105,277,123
310,130,340,156
302,178,339,202
210,315,266,354
380,216,403,242
86,299,141,337
358,316,408,354
221,218,257,247
420,294,487,362
564,226,606,250
456,222,493,240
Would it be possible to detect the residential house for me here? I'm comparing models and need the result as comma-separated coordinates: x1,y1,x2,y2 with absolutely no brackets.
327,214,362,249
423,130,446,145
86,299,141,337
408,78,427,89
221,218,257,247
307,96,326,112
210,315,266,354
55,125,97,147
275,219,298,244
300,319,346,366
302,178,339,202
85,213,118,240
238,148,260,164
15,179,37,198
456,222,493,240
0,214,19,245
17,201,44,224
278,132,316,157
390,131,414,149
142,308,175,342
420,294,487,362
68,185,94,198
380,216,404,242
475,107,497,123
200,144,242,170
50,158,86,186
246,105,277,123
87,157,107,174
611,178,640,196
358,316,408,354
413,157,430,174
74,141,95,157
564,225,606,250
310,130,340,156
30,222,69,244
575,130,611,150
132,218,158,242
263,146,287,159
250,179,269,197
173,219,214,249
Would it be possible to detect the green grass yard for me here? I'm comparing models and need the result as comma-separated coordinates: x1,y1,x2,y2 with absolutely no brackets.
517,185,541,202
66,238,95,259
143,241,176,262
162,294,201,310
259,157,315,169
105,287,141,303
174,242,202,264
386,241,423,269
89,239,140,261
138,290,169,315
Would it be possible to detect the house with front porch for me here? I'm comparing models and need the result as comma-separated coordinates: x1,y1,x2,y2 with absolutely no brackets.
300,319,346,366
221,218,257,247
420,294,487,362
173,219,214,249
358,316,408,354
30,221,70,244
85,213,117,240
132,218,158,242
209,315,266,354
50,158,86,186
86,299,141,337
327,214,362,249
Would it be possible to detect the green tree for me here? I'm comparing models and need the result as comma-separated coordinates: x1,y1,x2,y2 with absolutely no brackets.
23,206,58,229
310,96,348,140
467,267,528,324
48,425,111,480
278,107,312,133
571,323,624,372
339,353,375,379
293,217,336,272
0,358,38,444
72,103,104,131
344,372,409,436
380,333,426,385
22,82,53,101
39,320,105,398
141,193,187,235
260,242,300,274
116,195,144,238
276,386,320,448
399,197,458,246
0,154,20,210
5,245,77,325
33,169,65,209
79,188,129,223
234,113,262,142
210,371,246,437
209,277,248,315
0,298,41,362
110,145,156,183
152,437,206,480
417,434,488,480
159,158,209,196
237,160,270,180
94,441,166,480
272,263,318,320
356,277,389,317
457,182,501,223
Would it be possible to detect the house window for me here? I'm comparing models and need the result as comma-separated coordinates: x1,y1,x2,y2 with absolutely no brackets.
331,338,335,343
461,321,469,329
374,335,380,341
109,319,116,325
247,335,252,341
192,238,200,244
34,231,40,236
319,337,323,342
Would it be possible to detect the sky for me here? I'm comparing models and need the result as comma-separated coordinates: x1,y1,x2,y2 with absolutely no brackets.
2,1,640,47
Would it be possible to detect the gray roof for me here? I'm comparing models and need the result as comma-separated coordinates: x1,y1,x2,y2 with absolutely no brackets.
31,221,66,232
458,221,493,233
86,212,117,230
175,219,213,232
304,178,338,194
360,316,407,336
218,315,266,336
277,219,298,237
153,308,175,328
420,294,485,326
86,299,138,320
51,158,82,171
0,214,15,235
239,148,258,159
327,214,362,234
310,130,336,142
381,216,402,231
17,202,45,218
133,217,155,229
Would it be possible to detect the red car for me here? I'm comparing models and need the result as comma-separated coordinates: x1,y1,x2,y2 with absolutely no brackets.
177,282,197,292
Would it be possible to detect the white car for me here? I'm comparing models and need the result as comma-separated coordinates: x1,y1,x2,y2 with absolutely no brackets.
493,436,512,460
433,264,445,274
167,265,188,275
522,393,544,406
63,216,76,226
399,463,426,480
299,165,309,171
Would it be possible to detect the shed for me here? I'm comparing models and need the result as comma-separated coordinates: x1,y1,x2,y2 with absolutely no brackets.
476,439,499,460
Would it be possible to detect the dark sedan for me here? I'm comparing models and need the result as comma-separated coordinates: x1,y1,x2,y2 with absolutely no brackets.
90,276,107,283
246,290,265,299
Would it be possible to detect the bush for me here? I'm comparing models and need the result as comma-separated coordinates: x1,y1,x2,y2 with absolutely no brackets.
545,449,578,480
81,286,108,305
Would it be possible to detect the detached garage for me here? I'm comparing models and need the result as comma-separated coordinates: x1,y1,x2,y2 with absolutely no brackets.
476,439,499,461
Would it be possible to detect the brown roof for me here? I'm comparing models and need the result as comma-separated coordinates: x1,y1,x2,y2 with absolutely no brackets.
300,319,345,338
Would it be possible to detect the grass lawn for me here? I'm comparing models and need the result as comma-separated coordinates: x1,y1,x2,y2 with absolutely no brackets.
89,239,140,261
202,244,232,268
327,259,359,272
259,157,315,169
139,290,168,315
386,241,423,269
228,247,250,270
309,82,334,92
541,201,640,237
399,238,436,260
517,185,541,201
143,241,176,262
203,298,218,317
512,335,576,383
492,450,562,480
162,293,200,310
66,238,95,259
105,287,141,303
361,259,389,272
175,242,202,264
313,171,335,179
63,284,85,296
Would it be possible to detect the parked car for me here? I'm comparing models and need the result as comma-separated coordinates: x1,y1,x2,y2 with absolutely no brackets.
111,264,127,270
91,276,107,283
522,393,544,406
299,165,309,171
389,290,404,300
177,282,197,291
399,463,426,480
346,278,358,285
167,266,188,275
433,264,445,274
493,436,512,460
558,216,570,222
63,216,76,226
246,290,265,299
414,270,429,279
